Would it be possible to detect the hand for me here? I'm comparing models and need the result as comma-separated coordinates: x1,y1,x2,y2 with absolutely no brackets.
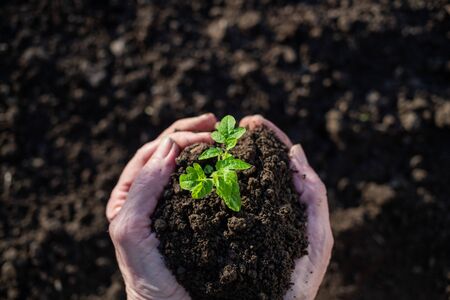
106,114,217,300
240,115,334,300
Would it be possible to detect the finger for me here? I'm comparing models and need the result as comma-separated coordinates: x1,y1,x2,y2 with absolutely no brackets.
106,141,157,222
290,144,329,219
109,138,178,244
119,114,216,191
108,141,190,299
106,131,213,221
285,144,333,300
116,141,158,191
122,137,179,218
158,113,217,138
240,115,293,148
289,141,309,165
165,131,213,149
290,143,332,248
290,144,333,278
118,132,211,187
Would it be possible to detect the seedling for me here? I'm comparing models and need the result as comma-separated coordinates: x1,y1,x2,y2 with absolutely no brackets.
179,115,252,211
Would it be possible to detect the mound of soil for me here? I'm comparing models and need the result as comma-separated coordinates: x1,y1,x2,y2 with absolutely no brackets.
153,127,308,299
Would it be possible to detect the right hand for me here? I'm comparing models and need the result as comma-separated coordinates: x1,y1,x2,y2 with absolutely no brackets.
240,115,334,300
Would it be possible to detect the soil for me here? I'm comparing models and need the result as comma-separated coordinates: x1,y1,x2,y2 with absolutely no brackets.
153,127,308,300
1,0,449,299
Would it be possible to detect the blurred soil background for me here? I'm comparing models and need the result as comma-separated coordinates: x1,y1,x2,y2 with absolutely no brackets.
0,0,449,299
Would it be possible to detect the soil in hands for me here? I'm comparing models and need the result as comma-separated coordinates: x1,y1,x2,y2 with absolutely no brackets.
153,127,308,300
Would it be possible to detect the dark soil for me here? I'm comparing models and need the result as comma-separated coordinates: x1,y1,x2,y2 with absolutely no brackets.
1,0,449,299
153,127,308,300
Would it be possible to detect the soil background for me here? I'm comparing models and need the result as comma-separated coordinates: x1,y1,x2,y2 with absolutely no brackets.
0,0,449,299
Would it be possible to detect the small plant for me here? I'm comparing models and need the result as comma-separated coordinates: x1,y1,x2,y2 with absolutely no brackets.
179,115,252,211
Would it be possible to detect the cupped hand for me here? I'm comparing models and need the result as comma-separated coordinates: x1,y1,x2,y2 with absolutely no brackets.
106,113,217,300
240,115,334,300
107,113,332,300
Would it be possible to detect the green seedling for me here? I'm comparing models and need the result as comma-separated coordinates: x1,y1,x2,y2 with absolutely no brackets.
179,115,252,211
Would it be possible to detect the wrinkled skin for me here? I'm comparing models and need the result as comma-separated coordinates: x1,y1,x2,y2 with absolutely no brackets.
240,115,334,300
106,113,333,300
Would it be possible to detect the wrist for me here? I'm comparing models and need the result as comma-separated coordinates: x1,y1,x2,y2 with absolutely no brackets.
126,284,151,300
125,281,190,300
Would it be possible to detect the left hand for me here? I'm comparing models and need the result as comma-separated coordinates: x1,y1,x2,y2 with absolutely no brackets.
106,113,217,300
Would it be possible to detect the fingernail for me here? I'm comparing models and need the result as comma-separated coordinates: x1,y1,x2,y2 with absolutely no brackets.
167,141,179,158
141,141,155,154
155,137,174,158
250,115,264,128
114,206,121,214
290,144,309,165
201,112,213,118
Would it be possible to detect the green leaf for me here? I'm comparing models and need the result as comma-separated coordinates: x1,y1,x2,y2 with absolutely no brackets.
204,164,214,174
212,170,241,211
217,115,236,137
198,147,222,160
216,157,252,171
228,158,252,170
230,127,246,140
211,131,225,143
191,179,213,199
225,138,237,150
222,152,233,159
179,163,212,199
193,163,205,177
179,115,251,211
212,116,244,147
180,165,202,190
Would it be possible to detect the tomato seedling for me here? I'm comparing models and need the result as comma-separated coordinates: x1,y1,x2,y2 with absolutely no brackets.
179,115,252,211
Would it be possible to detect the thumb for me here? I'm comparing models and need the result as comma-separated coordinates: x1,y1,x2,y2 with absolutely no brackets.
125,137,179,219
109,137,179,246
